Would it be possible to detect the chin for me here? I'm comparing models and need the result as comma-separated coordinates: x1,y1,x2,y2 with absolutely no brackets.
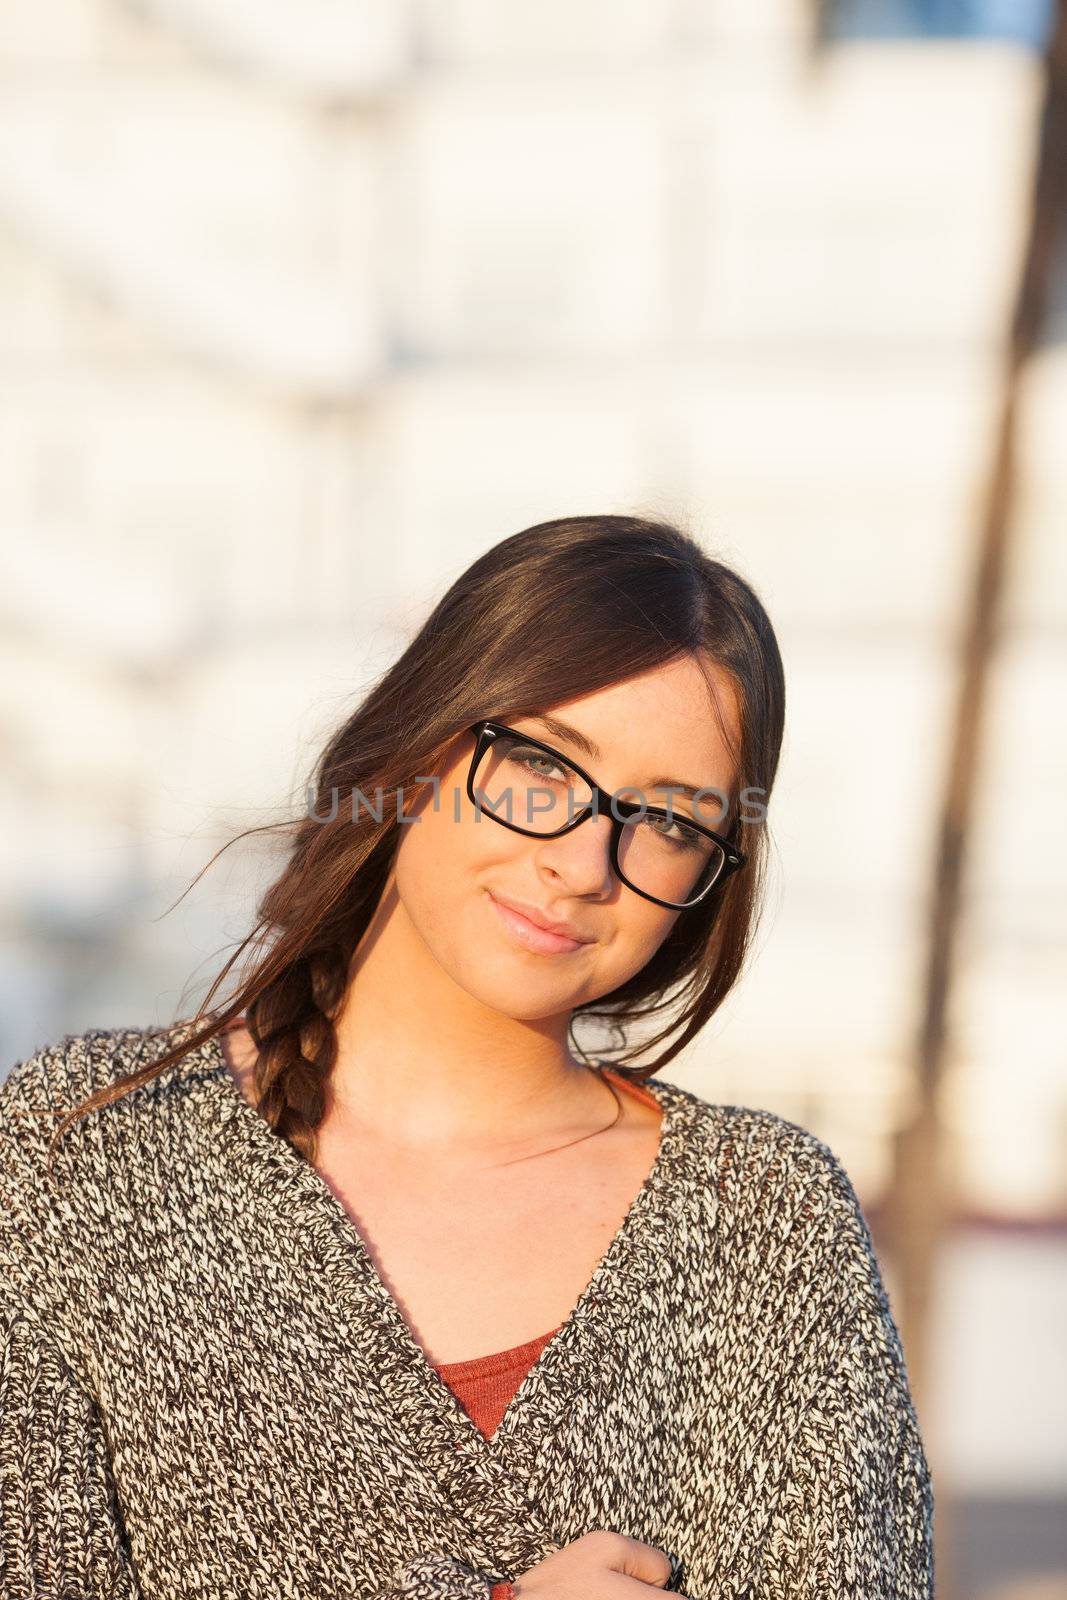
457,960,581,1022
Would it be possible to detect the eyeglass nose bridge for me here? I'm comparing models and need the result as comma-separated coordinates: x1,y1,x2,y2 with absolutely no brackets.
547,788,674,846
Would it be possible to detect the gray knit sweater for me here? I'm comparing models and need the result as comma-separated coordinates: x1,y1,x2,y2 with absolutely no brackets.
0,1021,934,1600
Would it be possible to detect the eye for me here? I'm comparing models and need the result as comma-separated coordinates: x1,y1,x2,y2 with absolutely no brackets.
639,813,708,853
502,742,570,782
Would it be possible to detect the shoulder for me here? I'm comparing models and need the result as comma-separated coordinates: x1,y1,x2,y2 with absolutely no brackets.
659,1078,907,1387
0,1020,222,1355
659,1075,866,1216
0,1020,209,1146
0,1019,216,1249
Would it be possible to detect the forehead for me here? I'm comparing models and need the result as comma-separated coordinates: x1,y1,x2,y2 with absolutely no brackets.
529,656,740,781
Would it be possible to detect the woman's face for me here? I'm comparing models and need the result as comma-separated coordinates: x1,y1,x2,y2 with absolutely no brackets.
390,653,742,1025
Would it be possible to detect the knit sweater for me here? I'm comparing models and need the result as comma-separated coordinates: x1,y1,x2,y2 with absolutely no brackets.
0,1020,934,1599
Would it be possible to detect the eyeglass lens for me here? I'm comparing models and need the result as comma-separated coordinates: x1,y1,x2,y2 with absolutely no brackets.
472,733,725,906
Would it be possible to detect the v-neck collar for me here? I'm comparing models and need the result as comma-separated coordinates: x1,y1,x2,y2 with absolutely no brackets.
182,1024,701,1573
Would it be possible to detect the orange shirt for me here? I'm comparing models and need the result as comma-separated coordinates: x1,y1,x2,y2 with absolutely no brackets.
432,1069,663,1600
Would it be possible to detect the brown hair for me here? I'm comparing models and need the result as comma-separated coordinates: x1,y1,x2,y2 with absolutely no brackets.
48,514,785,1172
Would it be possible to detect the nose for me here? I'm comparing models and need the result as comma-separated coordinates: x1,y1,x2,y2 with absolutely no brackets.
533,812,616,897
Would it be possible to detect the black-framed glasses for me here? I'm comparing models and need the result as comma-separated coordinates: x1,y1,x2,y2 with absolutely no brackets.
466,719,747,911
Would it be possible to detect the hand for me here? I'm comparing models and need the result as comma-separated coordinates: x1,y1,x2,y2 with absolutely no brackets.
511,1530,688,1600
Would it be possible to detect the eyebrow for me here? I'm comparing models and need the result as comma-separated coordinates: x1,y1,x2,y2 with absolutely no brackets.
528,714,712,803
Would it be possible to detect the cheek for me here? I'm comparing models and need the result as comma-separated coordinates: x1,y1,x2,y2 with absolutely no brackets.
391,793,491,946
573,906,678,995
393,804,456,907
619,911,678,969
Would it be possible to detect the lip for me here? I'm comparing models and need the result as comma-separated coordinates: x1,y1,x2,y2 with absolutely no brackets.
487,891,592,955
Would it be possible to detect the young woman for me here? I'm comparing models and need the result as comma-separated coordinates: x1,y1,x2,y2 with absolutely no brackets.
0,515,934,1600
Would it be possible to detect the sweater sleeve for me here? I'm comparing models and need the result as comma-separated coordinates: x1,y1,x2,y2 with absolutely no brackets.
0,1298,500,1600
373,1552,496,1598
0,1302,145,1600
754,1325,935,1599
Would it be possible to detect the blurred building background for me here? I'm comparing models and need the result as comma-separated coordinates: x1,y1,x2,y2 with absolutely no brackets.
1,1,1065,1595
